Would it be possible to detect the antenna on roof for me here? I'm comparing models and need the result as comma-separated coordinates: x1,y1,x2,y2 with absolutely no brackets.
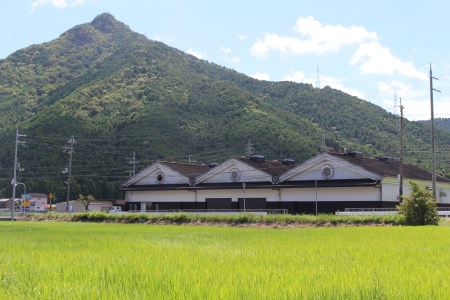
245,139,254,157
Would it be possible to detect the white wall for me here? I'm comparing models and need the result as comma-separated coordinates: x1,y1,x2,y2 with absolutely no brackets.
382,177,450,204
126,190,196,203
126,186,380,204
280,186,380,202
197,189,279,202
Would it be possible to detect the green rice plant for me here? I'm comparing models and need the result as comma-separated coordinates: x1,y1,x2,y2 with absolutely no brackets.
0,222,449,299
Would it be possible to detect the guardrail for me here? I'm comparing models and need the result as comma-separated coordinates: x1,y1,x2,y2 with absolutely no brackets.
336,207,450,217
129,209,288,215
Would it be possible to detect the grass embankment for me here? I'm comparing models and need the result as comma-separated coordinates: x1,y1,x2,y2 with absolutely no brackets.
23,211,407,227
0,222,449,299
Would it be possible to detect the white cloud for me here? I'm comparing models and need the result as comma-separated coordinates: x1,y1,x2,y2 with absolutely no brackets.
186,48,205,59
351,42,427,79
384,97,446,121
220,47,232,55
321,75,366,99
250,16,425,82
251,72,271,81
377,80,436,120
282,70,365,99
220,46,240,64
250,16,377,57
31,0,88,11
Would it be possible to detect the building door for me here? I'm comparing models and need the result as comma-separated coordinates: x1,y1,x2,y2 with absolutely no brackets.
206,198,232,209
238,198,266,210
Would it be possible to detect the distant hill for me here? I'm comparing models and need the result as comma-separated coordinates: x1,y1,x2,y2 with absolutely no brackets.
416,118,450,132
1,13,449,199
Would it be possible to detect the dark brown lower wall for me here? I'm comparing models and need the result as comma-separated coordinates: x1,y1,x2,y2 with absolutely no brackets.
145,201,386,214
129,200,450,214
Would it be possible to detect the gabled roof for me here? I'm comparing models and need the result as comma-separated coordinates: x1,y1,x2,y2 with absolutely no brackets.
234,157,296,176
279,152,381,182
328,152,450,183
123,161,209,187
30,193,47,197
195,156,298,185
159,161,210,178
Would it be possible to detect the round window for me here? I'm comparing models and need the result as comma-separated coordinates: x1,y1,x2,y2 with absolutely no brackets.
156,172,165,183
321,164,334,179
230,168,240,181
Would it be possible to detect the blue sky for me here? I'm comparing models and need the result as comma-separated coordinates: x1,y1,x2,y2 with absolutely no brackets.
1,0,449,120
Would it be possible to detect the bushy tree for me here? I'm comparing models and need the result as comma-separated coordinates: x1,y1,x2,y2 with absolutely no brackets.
397,181,439,225
78,194,95,211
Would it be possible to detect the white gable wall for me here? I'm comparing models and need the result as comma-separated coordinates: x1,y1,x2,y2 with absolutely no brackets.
134,164,188,185
198,159,271,184
287,163,366,181
280,153,381,182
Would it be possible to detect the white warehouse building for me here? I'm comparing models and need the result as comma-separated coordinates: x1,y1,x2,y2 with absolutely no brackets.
121,152,450,214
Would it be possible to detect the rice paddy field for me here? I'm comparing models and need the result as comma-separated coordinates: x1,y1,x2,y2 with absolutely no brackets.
0,221,449,299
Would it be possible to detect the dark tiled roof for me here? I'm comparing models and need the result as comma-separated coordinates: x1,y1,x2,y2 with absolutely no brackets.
30,193,48,197
328,152,450,183
160,161,210,178
235,157,297,176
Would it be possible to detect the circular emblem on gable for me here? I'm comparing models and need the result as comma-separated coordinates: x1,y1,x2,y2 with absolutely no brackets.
156,172,165,184
321,164,334,179
230,168,240,182
272,175,279,184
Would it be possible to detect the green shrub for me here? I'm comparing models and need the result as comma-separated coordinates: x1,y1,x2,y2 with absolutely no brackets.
22,211,406,226
231,213,259,224
72,211,109,222
397,181,440,225
162,212,191,223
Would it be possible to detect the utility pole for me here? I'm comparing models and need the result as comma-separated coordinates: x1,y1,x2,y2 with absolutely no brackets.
64,136,76,212
11,128,26,221
127,151,138,176
398,99,404,201
430,64,440,200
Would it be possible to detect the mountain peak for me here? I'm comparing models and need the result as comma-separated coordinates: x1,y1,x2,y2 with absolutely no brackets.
90,13,129,34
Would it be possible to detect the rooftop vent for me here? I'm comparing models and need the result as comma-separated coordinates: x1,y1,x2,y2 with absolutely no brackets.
208,163,219,168
348,151,363,158
379,156,396,162
250,154,265,163
282,158,296,165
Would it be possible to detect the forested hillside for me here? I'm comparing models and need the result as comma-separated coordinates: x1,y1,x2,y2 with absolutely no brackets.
0,13,448,200
417,118,450,132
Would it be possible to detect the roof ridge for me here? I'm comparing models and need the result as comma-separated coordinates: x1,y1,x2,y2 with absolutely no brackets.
159,160,206,166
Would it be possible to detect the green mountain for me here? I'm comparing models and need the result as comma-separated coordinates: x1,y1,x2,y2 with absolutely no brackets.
416,118,450,132
0,13,449,200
